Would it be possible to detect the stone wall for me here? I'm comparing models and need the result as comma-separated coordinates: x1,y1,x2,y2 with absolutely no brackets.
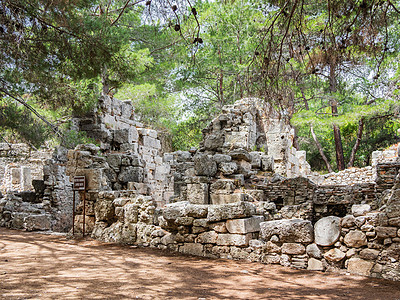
1,97,400,281
0,143,52,193
71,96,173,207
0,147,73,232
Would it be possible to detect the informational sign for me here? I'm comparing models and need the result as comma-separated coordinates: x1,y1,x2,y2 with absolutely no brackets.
73,176,86,191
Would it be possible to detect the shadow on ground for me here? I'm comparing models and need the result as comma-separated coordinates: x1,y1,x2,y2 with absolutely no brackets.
1,228,399,300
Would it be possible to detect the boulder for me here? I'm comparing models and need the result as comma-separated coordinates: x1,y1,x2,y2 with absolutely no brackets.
314,216,341,246
347,258,374,276
352,204,371,217
306,244,322,259
341,215,356,228
260,219,314,243
323,248,345,262
307,258,324,271
344,230,367,248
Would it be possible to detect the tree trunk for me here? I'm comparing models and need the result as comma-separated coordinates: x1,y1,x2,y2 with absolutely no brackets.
310,124,333,173
347,117,364,168
329,63,345,171
101,66,110,96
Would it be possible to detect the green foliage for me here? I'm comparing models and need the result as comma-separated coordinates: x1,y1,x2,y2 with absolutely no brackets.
60,129,97,149
0,99,49,148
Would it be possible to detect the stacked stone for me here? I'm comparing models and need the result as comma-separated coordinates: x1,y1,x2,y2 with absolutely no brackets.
321,166,375,186
0,148,72,232
0,143,52,193
157,201,265,259
92,191,159,245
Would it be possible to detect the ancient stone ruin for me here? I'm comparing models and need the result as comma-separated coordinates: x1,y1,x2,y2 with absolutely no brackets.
1,97,400,281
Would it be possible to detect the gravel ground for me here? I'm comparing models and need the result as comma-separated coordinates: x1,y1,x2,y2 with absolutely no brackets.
1,227,400,300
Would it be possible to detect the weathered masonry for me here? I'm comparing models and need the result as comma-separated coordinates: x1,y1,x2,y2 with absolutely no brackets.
1,97,400,281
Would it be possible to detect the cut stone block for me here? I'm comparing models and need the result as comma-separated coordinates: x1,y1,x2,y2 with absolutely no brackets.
216,233,252,247
207,201,256,222
226,216,264,234
260,219,314,243
187,183,209,204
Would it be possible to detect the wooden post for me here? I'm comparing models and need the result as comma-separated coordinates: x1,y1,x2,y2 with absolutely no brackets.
82,191,86,237
72,191,76,235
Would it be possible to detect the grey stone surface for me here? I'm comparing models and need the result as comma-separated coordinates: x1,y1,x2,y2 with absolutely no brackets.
260,219,314,243
314,216,341,246
207,201,256,222
226,216,264,234
306,244,322,259
344,230,368,248
194,154,217,176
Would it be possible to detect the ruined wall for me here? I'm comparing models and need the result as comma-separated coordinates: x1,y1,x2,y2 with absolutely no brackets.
0,143,52,193
0,147,73,232
71,96,173,207
1,97,400,281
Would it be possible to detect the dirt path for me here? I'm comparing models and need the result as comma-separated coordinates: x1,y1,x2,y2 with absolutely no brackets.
1,228,400,300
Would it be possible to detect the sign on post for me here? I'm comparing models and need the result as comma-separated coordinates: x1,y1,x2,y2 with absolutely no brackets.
73,176,86,191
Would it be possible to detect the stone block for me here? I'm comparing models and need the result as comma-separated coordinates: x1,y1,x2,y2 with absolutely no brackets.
124,203,139,223
20,166,32,191
352,204,371,217
344,230,367,248
194,154,217,176
314,216,341,246
187,183,209,204
218,162,238,175
306,244,322,259
118,166,143,183
210,179,236,192
347,258,374,276
24,214,52,231
324,248,345,262
249,152,262,168
179,243,204,256
11,168,20,184
226,216,264,234
307,258,324,271
260,219,314,243
209,221,227,233
359,249,380,260
261,155,274,172
376,226,398,238
210,193,246,205
216,233,252,247
281,243,305,255
213,154,231,163
228,148,252,162
207,201,256,222
196,231,218,244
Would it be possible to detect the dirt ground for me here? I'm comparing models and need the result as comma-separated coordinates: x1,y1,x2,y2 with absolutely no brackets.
1,228,400,300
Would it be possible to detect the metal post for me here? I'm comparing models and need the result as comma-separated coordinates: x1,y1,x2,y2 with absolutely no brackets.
72,190,76,235
82,191,86,237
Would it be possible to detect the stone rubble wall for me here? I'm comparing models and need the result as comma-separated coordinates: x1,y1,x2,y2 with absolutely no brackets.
71,96,173,207
0,147,73,232
0,143,53,193
200,98,313,178
1,97,400,282
318,146,400,187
